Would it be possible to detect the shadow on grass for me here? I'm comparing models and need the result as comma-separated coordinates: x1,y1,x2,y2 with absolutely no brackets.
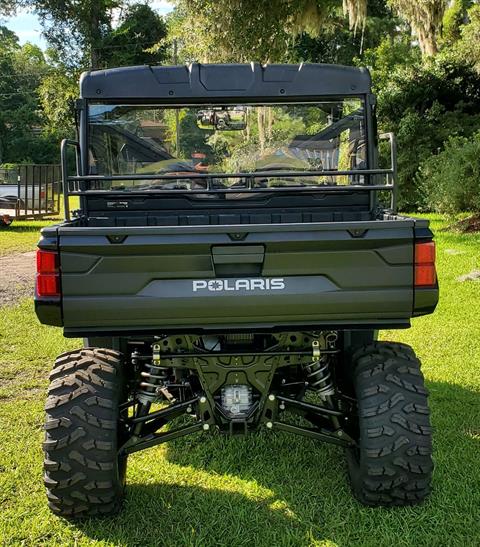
76,381,480,547
85,482,310,546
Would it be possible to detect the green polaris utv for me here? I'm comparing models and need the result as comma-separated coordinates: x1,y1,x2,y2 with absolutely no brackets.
35,63,438,517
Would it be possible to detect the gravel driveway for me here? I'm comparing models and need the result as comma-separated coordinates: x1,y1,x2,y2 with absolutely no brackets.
0,251,35,306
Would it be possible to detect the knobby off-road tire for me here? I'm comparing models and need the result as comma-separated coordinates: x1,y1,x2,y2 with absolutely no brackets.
43,348,128,518
346,342,433,507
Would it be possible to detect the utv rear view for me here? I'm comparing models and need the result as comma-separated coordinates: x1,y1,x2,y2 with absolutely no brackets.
36,63,438,517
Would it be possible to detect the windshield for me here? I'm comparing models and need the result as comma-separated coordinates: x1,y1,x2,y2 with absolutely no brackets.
88,100,367,190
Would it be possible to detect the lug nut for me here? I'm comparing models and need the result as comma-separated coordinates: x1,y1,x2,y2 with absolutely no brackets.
268,394,275,401
203,423,210,431
266,422,273,429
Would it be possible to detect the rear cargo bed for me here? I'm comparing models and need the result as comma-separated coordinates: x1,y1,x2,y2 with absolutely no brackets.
50,216,420,334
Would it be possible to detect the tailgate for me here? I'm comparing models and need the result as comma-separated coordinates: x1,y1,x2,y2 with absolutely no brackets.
58,220,415,333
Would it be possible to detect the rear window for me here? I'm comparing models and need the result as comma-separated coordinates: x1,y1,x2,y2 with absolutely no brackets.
88,100,367,191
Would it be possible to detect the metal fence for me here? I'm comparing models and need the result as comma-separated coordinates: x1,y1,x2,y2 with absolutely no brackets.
0,164,61,219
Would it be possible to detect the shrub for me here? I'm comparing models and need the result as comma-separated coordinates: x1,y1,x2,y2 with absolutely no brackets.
418,131,480,214
375,55,480,209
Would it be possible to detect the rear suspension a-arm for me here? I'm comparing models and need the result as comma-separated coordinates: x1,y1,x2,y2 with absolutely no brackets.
120,422,204,455
263,394,356,448
119,396,207,455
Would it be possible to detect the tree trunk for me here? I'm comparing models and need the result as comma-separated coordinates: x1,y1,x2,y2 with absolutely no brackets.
267,107,273,140
417,27,438,56
88,5,103,69
257,108,265,153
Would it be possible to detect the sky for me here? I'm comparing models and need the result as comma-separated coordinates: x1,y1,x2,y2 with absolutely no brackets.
1,1,174,49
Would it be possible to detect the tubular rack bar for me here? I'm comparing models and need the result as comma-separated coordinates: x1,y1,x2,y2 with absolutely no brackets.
61,133,398,219
65,168,395,197
68,167,394,182
60,139,81,220
68,185,393,196
63,169,395,215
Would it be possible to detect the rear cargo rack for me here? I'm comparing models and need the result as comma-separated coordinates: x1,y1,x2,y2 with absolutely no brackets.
61,133,397,221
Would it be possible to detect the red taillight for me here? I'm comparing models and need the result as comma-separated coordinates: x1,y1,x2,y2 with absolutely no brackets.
415,241,436,287
37,274,61,296
36,249,60,297
37,249,58,273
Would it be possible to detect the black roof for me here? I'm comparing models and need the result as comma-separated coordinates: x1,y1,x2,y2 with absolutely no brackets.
80,63,371,102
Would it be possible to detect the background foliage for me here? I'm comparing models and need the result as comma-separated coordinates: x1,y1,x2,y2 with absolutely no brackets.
419,131,480,214
0,0,479,213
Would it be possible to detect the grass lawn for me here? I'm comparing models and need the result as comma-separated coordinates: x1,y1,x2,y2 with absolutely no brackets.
0,197,78,256
0,214,479,546
0,217,61,256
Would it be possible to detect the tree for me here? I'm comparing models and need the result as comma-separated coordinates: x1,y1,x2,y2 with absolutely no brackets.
170,0,370,63
100,3,169,68
452,4,480,73
375,53,480,208
388,0,447,55
0,26,20,162
290,0,398,64
441,0,472,46
0,0,19,15
361,34,421,91
0,28,58,163
38,49,78,136
26,0,122,69
4,2,170,70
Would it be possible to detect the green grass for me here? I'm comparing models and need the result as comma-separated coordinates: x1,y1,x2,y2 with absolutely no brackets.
0,197,78,256
1,214,479,546
0,218,61,256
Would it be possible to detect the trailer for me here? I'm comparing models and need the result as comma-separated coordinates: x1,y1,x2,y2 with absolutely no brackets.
0,164,61,226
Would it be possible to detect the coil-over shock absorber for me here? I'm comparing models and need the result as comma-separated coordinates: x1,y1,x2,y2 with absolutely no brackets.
303,337,336,396
133,342,173,435
138,343,172,403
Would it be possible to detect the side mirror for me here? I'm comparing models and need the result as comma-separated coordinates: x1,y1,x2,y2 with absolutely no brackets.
197,107,247,131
